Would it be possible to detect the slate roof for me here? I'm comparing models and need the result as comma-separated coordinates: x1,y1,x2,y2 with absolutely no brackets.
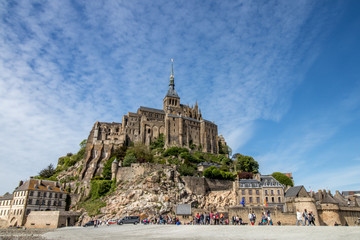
0,193,13,201
197,162,221,167
165,87,180,98
176,204,191,215
14,179,66,193
285,186,304,198
139,106,165,114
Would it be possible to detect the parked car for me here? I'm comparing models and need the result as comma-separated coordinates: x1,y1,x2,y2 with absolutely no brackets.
117,216,140,225
107,219,117,224
83,220,95,227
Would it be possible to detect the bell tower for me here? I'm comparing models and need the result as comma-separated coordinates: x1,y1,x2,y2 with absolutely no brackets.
163,59,180,112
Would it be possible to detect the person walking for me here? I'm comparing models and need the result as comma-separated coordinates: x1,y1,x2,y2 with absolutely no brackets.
248,212,253,225
308,211,316,226
303,209,309,226
296,209,305,226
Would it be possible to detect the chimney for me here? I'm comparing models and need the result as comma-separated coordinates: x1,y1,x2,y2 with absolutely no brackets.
18,180,23,187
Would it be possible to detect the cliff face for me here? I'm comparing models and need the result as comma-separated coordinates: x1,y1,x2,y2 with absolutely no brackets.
77,163,235,224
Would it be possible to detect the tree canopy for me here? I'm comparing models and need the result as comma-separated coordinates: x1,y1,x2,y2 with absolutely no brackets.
271,172,294,186
38,164,56,179
235,154,259,173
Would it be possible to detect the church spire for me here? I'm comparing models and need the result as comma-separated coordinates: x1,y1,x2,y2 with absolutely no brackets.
169,58,175,89
164,58,179,99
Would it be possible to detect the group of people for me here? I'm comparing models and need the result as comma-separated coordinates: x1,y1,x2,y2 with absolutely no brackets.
296,209,316,226
142,215,180,225
193,212,226,225
247,210,273,225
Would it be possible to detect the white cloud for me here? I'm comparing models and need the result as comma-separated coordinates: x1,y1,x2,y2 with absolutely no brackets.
0,1,346,194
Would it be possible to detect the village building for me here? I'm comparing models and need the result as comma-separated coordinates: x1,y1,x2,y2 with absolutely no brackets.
0,178,78,228
235,174,285,208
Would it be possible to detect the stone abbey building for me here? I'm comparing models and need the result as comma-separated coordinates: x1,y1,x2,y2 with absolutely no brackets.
80,61,225,181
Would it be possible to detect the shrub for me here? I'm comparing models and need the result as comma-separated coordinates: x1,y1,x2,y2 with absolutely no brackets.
90,180,113,200
178,164,195,176
163,147,189,157
123,152,137,167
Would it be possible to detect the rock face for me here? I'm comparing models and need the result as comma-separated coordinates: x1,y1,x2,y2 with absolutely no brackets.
78,163,234,223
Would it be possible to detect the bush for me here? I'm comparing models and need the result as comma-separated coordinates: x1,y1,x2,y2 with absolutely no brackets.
127,143,153,163
178,164,196,176
123,152,137,167
90,180,113,200
102,156,116,179
163,147,189,157
78,199,106,217
150,133,165,150
203,166,235,181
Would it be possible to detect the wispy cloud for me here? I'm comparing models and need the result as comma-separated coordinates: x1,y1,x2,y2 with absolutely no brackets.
0,0,350,194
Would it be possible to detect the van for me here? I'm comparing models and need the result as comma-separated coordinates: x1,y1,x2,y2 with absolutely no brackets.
117,216,140,225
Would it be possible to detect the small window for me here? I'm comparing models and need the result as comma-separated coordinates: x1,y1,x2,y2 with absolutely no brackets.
249,197,253,203
277,190,280,195
256,197,260,203
249,190,252,195
265,190,268,195
256,190,259,195
278,197,281,202
271,190,274,195
271,197,274,202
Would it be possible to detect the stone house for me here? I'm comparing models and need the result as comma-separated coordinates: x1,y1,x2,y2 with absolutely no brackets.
0,178,72,227
234,175,285,208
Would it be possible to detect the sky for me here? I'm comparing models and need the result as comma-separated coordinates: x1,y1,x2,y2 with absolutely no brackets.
0,0,359,195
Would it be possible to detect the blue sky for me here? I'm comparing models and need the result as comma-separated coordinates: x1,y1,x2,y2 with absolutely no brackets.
0,0,359,195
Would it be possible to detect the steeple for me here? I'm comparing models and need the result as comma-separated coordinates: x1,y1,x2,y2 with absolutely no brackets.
164,59,179,99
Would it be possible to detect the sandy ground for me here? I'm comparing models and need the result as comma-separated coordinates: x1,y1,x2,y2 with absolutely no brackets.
0,228,52,240
35,224,360,240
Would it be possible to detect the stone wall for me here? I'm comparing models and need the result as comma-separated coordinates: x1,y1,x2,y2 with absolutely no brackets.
228,206,296,225
24,211,80,229
182,176,233,195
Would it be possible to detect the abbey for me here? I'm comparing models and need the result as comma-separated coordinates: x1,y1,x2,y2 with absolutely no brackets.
89,61,223,154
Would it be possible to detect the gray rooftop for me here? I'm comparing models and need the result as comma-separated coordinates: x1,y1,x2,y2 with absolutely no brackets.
139,106,165,114
285,186,304,198
176,204,191,215
0,193,13,201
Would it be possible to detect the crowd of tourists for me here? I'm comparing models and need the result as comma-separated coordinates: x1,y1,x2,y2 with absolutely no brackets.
296,209,316,226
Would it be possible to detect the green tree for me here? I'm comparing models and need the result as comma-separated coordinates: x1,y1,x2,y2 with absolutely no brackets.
236,154,259,173
39,164,56,179
127,143,153,163
272,172,294,187
123,152,137,167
